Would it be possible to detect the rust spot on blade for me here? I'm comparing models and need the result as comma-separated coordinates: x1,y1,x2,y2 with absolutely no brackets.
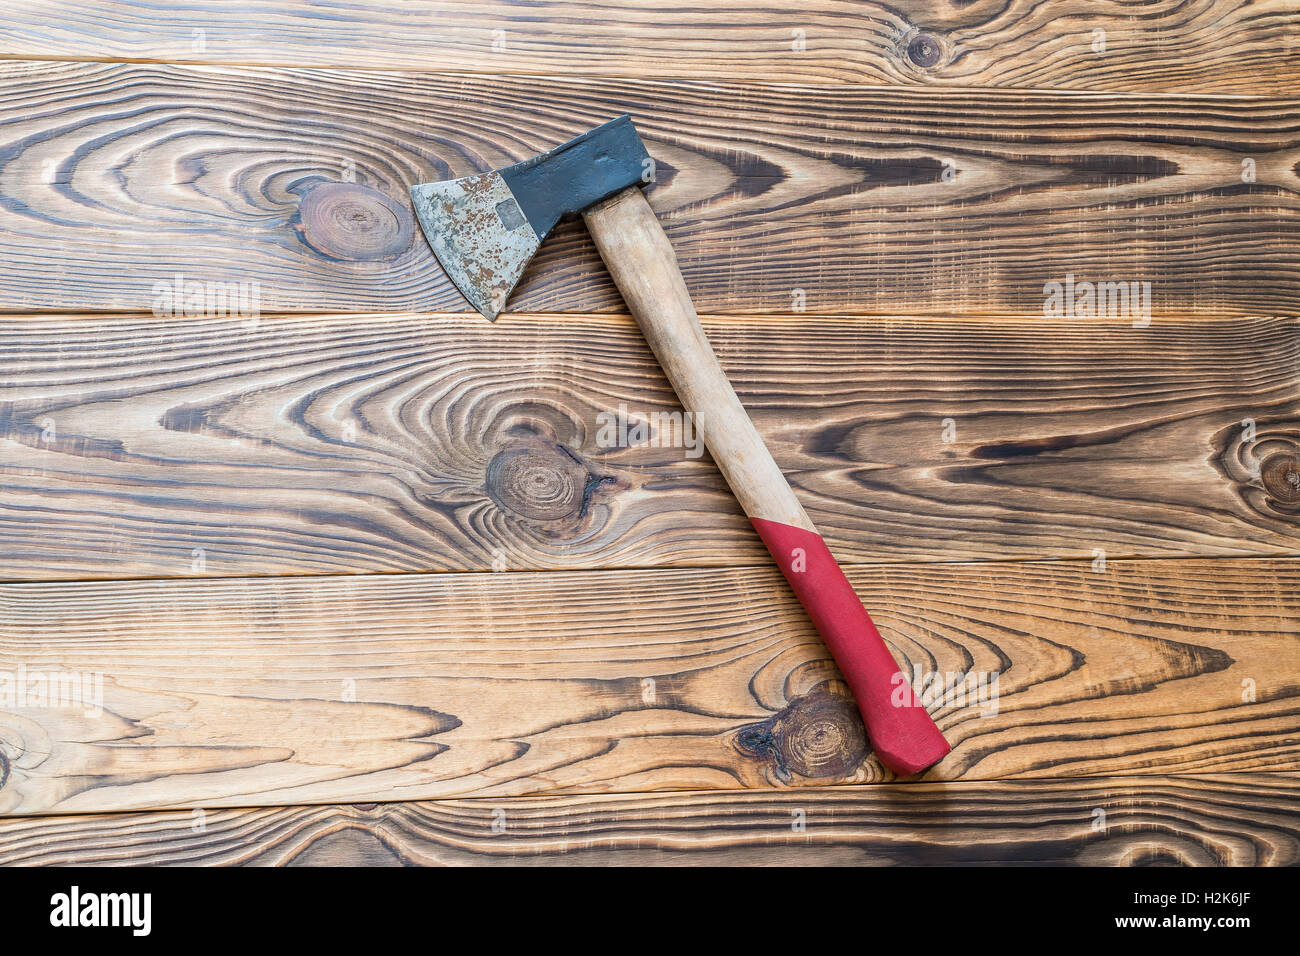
410,170,540,319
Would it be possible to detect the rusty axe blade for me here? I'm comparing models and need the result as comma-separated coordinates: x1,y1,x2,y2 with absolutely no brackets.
409,117,951,776
410,115,649,319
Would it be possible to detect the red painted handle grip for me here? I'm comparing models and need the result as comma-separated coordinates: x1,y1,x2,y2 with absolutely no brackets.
751,517,951,775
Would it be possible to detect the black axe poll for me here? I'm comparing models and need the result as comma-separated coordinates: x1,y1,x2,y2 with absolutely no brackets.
411,116,950,775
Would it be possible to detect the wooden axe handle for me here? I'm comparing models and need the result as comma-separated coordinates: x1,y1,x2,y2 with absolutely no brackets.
583,186,951,776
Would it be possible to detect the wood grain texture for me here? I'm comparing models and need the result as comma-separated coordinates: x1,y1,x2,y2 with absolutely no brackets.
0,61,1297,316
0,557,1296,815
1,774,1295,866
1,311,1296,580
0,1,1294,868
0,1,1294,94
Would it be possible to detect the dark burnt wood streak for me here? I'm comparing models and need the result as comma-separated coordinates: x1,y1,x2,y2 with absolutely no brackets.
0,63,1296,315
0,312,1295,580
0,557,1295,814
0,1,1294,93
0,775,1295,866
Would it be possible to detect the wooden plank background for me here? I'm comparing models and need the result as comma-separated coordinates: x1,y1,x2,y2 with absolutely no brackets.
0,775,1295,866
1,558,1296,814
0,1,1296,93
0,65,1296,316
0,1,1296,865
2,312,1296,579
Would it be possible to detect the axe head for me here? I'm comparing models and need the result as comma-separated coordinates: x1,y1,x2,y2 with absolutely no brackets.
411,115,651,320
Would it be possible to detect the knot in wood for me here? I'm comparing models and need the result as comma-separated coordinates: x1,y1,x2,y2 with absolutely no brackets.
1261,453,1300,506
907,33,944,69
297,182,413,260
1215,420,1300,518
735,681,868,780
486,441,594,520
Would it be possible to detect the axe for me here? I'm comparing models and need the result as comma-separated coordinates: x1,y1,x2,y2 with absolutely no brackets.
411,116,950,775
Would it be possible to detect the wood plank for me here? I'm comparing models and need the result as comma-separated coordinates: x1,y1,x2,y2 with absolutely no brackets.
0,1,1294,94
0,558,1296,815
2,312,1296,580
1,774,1294,865
0,61,1297,316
